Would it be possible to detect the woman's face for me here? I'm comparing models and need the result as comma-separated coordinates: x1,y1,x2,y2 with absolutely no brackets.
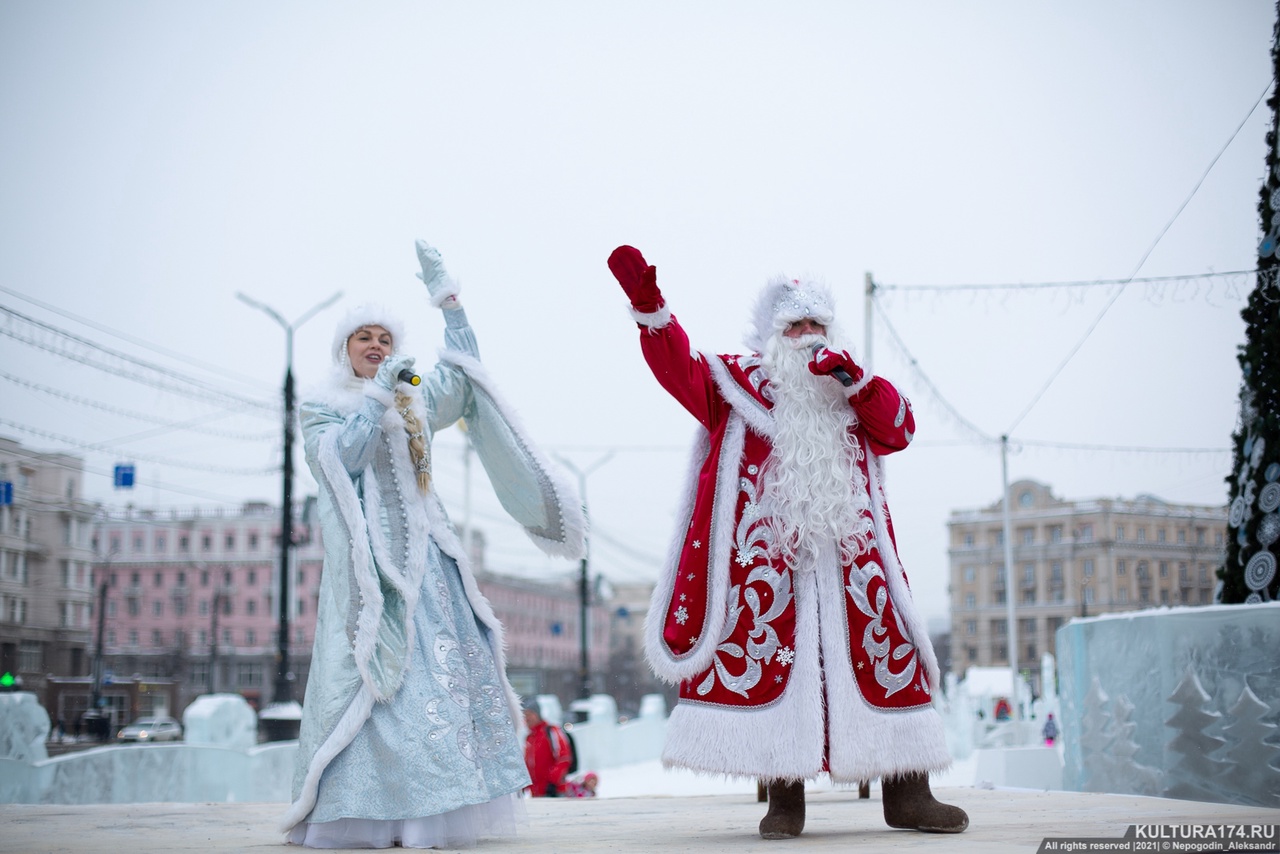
347,325,393,379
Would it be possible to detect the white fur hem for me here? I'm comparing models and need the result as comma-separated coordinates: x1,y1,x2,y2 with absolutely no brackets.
845,371,874,398
428,277,462,308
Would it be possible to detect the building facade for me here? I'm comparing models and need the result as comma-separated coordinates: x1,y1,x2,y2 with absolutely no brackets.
948,479,1225,693
0,437,98,700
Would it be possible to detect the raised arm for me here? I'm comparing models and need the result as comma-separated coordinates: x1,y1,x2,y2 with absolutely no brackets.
607,245,723,431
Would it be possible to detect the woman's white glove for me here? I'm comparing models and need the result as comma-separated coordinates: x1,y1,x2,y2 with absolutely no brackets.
373,354,416,391
415,240,461,308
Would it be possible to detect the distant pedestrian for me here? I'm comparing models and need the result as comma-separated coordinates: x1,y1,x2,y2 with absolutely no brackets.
522,700,573,798
1042,713,1059,746
562,772,599,798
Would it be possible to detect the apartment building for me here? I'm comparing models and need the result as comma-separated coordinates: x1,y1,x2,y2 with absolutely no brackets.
91,501,324,715
0,437,99,697
948,479,1225,692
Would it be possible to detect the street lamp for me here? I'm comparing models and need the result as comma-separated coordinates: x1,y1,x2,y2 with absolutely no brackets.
555,452,613,703
236,291,341,704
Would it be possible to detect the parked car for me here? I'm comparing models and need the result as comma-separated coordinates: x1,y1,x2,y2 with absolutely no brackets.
117,716,182,743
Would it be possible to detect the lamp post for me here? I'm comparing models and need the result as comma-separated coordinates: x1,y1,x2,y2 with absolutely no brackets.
555,452,613,702
236,291,341,704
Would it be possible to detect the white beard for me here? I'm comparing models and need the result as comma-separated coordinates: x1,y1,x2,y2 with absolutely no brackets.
760,333,874,569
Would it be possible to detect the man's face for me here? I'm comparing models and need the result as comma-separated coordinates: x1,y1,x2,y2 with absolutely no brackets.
783,318,827,339
523,708,540,728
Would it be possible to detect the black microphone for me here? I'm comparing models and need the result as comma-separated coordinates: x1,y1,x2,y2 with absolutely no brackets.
398,369,421,387
811,343,854,387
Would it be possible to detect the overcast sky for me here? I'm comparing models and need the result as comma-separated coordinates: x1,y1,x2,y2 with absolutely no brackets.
0,1,1273,627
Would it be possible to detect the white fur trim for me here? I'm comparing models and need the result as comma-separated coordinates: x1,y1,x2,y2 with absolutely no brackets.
629,303,672,329
745,277,837,354
845,370,874,398
437,349,587,561
643,418,743,684
428,276,462,308
331,304,406,363
864,444,941,692
279,685,377,833
660,570,826,779
704,353,774,440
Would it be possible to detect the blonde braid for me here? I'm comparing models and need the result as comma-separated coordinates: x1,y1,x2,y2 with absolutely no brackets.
395,389,431,494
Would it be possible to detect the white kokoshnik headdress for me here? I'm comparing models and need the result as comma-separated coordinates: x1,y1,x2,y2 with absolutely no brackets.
745,276,837,354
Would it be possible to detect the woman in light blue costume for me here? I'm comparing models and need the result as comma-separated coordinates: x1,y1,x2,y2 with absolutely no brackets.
282,241,586,848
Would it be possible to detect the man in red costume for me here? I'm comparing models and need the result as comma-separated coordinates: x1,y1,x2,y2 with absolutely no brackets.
606,246,968,839
523,701,573,798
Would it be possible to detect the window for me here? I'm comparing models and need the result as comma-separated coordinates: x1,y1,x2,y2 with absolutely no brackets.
151,630,163,646
1020,617,1036,634
155,535,166,552
296,568,306,585
1137,561,1150,580
222,629,232,646
991,619,1007,635
177,571,186,587
152,600,163,617
245,629,256,646
1140,588,1150,604
1049,526,1063,543
1021,589,1036,604
1117,560,1127,575
1137,528,1146,542
1177,530,1186,544
202,534,212,552
964,593,976,608
1157,528,1166,543
18,640,41,671
199,600,209,616
174,598,186,617
297,597,306,616
247,569,256,586
1083,559,1094,577
994,564,1006,583
1215,531,1223,546
249,533,259,550
1019,527,1035,545
1117,588,1129,604
130,572,140,587
1159,562,1169,578
1019,490,1034,507
991,530,1004,547
994,589,1006,604
223,570,233,586
1050,561,1063,582
154,571,163,587
246,599,257,616
1160,589,1170,604
132,535,144,552
198,630,207,646
128,630,139,646
179,536,190,552
1084,587,1095,605
127,599,139,617
964,620,977,635
1115,525,1125,541
967,647,978,662
1078,524,1093,541
237,662,263,687
963,566,976,583
1022,563,1035,584
201,570,209,587
963,533,974,546
225,533,235,550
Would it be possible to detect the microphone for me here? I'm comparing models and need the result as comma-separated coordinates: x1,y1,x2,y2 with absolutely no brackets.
811,343,854,387
398,369,421,387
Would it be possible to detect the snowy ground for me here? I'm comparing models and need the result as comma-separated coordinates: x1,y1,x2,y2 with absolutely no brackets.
591,756,978,799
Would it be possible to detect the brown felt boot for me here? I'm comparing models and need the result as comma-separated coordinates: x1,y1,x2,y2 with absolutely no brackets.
759,779,806,839
881,771,968,833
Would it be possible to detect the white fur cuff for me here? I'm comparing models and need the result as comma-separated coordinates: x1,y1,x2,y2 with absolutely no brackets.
845,371,874,398
630,303,672,329
428,277,462,308
364,382,395,407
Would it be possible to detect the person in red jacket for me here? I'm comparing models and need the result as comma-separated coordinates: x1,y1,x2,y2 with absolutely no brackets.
522,701,572,797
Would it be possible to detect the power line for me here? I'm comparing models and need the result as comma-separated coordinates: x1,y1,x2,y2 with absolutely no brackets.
0,304,277,415
0,418,276,476
1005,76,1274,434
0,371,277,441
0,282,272,392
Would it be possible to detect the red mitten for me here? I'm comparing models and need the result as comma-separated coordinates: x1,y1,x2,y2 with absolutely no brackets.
808,346,864,388
607,245,664,313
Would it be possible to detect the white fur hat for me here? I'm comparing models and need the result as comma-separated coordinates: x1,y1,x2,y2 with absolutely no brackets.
745,276,837,354
331,303,405,364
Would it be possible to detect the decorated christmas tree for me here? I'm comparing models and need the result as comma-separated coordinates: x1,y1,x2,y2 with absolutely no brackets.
1224,2,1280,603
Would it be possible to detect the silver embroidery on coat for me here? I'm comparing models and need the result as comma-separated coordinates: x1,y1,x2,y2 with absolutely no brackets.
845,559,918,696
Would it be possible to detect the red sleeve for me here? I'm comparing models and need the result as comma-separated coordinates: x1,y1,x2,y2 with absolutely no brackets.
848,375,915,457
637,315,724,431
548,728,572,786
